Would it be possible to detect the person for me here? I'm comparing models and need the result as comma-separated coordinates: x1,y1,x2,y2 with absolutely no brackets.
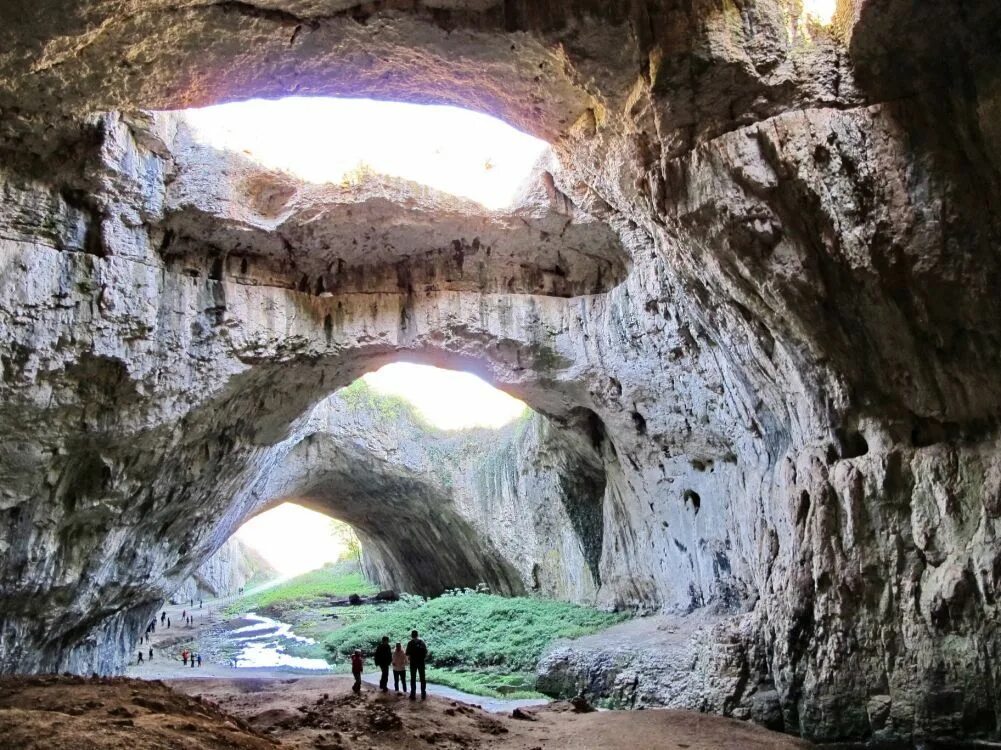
190,653,195,668
148,647,153,662
374,636,392,692
391,642,408,694
197,654,202,667
182,650,188,666
160,611,165,625
351,649,364,694
137,650,144,665
405,630,428,700
167,617,171,628
199,599,203,609
182,609,186,620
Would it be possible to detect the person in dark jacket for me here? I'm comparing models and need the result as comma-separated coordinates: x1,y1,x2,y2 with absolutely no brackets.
374,636,393,692
351,650,364,693
405,630,428,700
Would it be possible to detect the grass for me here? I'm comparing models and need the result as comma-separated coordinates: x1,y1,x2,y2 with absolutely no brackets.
320,591,628,696
225,562,378,617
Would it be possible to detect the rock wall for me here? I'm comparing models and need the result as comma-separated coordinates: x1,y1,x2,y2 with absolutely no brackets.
0,0,999,744
170,537,276,604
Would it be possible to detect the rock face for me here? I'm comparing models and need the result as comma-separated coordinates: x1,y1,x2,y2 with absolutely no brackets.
170,537,276,604
0,0,1000,744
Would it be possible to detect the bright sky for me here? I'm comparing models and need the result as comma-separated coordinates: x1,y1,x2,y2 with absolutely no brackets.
804,0,836,24
181,97,550,210
235,503,345,577
361,362,527,430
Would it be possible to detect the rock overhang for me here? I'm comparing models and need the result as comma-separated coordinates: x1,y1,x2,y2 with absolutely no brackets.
157,112,631,297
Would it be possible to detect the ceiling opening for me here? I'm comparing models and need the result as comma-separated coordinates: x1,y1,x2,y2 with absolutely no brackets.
359,362,527,431
179,97,550,210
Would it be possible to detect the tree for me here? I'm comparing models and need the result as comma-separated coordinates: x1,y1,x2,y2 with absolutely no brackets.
329,519,362,563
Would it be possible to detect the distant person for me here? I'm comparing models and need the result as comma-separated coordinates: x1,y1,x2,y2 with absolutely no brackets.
197,654,202,667
374,636,392,692
167,617,171,628
137,650,144,664
190,653,195,669
405,630,428,701
160,611,165,625
351,649,364,693
392,642,408,694
182,609,186,620
199,599,203,609
182,650,188,666
148,647,153,662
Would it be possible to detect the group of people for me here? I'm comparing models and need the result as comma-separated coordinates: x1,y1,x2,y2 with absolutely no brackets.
181,649,202,668
351,630,429,700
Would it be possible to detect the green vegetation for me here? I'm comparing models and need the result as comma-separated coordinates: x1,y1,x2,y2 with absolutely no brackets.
319,590,629,699
225,562,378,617
338,379,429,426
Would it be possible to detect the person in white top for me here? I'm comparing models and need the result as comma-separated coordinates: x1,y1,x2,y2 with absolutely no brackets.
391,642,408,694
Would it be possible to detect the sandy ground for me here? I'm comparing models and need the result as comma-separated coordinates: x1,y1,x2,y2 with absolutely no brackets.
0,674,815,750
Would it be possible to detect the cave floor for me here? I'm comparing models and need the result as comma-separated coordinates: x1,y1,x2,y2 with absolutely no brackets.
0,674,814,749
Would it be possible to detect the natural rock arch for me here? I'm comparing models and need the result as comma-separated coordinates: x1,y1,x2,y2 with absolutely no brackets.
0,0,1000,743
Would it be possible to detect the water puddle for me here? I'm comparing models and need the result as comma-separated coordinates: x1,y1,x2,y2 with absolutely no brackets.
230,613,333,671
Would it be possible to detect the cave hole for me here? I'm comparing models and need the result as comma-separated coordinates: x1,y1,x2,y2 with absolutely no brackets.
179,97,550,210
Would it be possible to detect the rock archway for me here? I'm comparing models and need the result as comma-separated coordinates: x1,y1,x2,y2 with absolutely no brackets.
1,0,1001,743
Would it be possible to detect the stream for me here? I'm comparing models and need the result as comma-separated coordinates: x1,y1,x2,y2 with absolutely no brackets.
228,613,334,671
220,612,550,713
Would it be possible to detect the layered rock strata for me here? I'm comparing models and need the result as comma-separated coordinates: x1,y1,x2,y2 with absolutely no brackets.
0,0,999,744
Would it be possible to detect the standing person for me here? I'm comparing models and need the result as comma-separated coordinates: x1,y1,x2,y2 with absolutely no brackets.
148,647,153,662
160,611,165,625
405,630,428,701
182,609,186,620
197,654,202,667
167,617,171,628
182,650,188,666
137,650,144,665
392,642,408,694
351,649,364,694
190,653,195,669
374,636,392,692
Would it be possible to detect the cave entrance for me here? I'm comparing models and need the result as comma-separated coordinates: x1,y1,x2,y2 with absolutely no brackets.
234,502,361,580
179,96,550,210
237,361,532,599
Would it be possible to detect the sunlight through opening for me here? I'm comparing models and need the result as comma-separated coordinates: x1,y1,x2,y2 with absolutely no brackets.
803,0,837,25
235,503,355,577
180,97,550,210
361,363,527,430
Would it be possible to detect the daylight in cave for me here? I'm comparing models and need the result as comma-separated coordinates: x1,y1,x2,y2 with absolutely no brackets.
182,97,550,210
1,1,999,748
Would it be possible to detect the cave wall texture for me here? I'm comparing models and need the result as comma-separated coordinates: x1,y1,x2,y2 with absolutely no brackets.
0,0,1000,743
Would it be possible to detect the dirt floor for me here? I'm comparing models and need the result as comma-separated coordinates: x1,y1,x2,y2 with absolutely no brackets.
0,674,814,750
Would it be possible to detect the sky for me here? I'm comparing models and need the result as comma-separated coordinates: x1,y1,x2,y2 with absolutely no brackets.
182,97,549,210
235,503,345,577
804,0,836,24
361,362,526,430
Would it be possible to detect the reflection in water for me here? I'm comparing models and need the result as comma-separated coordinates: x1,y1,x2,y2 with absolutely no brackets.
231,613,333,671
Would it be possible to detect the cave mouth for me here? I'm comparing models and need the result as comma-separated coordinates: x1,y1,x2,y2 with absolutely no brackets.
234,502,361,579
178,96,550,210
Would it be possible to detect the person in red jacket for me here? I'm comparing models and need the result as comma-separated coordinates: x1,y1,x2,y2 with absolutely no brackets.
351,649,364,693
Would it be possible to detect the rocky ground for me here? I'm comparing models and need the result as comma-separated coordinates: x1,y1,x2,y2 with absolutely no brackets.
0,674,813,750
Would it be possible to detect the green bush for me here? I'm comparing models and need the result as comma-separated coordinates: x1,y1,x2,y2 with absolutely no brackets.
322,591,627,673
225,562,378,616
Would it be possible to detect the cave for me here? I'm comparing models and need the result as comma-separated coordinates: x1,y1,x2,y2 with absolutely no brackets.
1,0,1001,745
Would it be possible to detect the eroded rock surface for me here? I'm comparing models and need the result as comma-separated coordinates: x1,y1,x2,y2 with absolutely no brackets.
0,0,1000,744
